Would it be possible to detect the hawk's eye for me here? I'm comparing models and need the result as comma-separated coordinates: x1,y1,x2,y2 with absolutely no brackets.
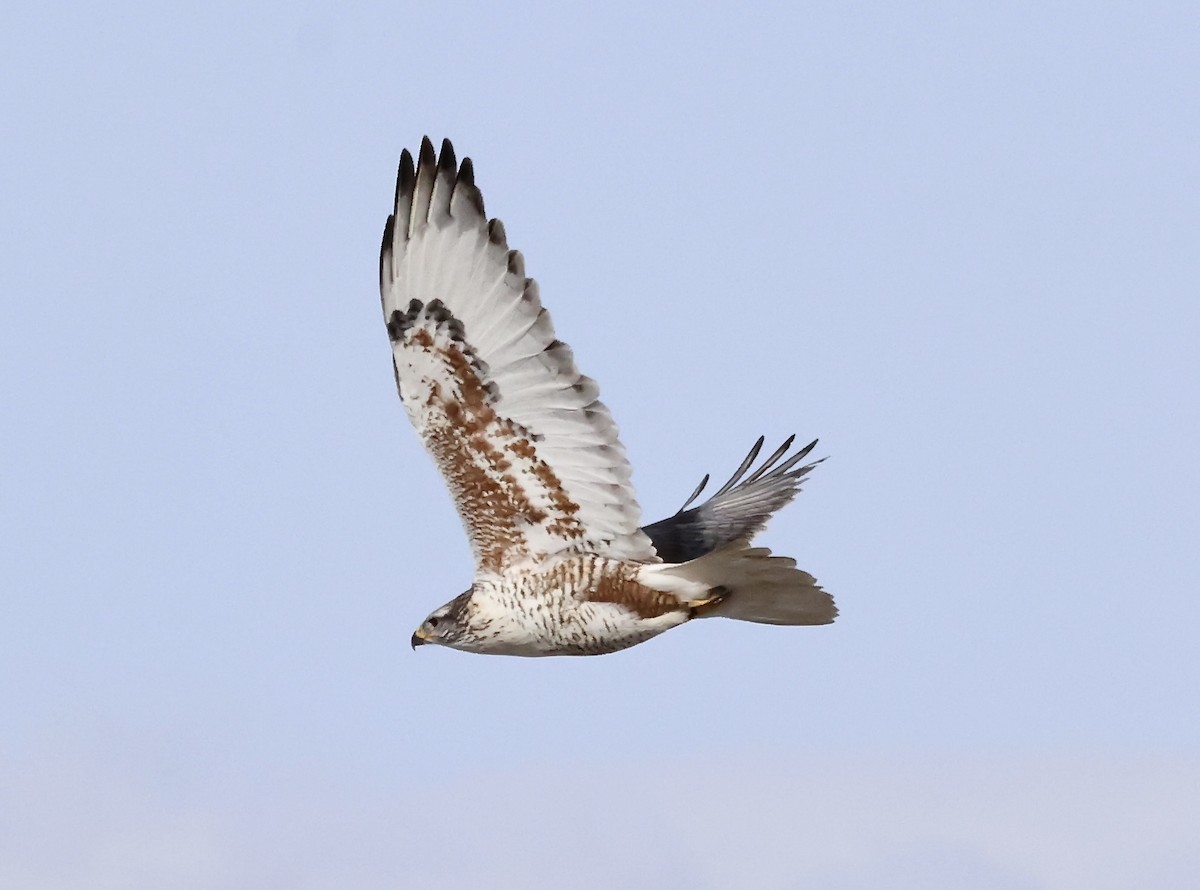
428,616,440,628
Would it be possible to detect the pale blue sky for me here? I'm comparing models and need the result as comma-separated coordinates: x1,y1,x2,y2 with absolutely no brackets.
2,1,1198,887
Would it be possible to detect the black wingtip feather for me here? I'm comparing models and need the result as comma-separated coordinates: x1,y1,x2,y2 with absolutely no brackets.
742,434,802,487
396,149,415,202
437,138,457,177
676,473,711,514
711,436,766,499
457,157,485,218
379,214,395,291
458,156,475,187
418,136,436,172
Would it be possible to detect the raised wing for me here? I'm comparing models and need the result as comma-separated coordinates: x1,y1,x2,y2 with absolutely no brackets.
379,138,656,576
641,436,823,564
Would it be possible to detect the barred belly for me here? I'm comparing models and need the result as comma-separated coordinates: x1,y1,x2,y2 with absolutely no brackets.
471,556,692,656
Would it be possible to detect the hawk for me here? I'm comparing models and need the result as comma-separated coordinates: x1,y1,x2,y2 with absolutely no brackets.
380,138,836,656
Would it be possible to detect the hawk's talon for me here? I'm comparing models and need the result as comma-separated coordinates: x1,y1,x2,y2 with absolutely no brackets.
688,587,728,619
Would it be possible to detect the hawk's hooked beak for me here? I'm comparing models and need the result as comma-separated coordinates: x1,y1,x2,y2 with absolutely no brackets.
410,627,429,650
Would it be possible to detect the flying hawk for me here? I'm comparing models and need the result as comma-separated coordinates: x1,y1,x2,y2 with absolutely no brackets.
380,138,835,656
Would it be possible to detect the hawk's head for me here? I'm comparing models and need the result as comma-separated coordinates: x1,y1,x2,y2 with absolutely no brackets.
410,588,475,651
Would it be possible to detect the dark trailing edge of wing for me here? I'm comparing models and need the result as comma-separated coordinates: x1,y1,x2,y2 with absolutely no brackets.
641,436,824,564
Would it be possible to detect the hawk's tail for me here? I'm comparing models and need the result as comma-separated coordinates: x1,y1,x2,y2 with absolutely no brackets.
640,541,836,626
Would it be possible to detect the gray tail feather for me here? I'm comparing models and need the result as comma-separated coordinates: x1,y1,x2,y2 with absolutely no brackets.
641,436,824,564
651,541,837,626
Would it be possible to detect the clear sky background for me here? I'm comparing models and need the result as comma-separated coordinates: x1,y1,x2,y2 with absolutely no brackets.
2,1,1198,887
